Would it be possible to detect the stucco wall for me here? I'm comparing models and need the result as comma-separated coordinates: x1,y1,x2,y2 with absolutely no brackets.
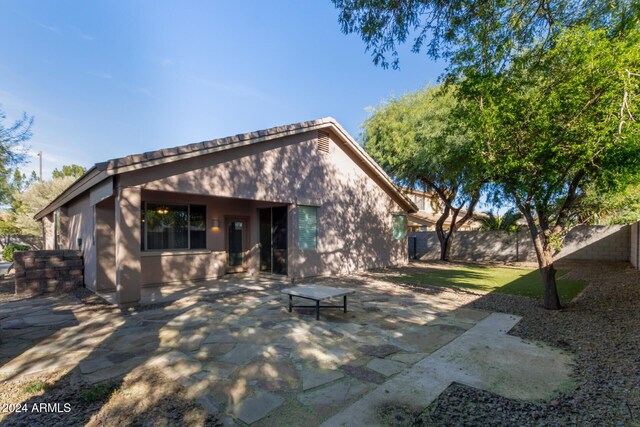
410,225,631,263
95,197,116,291
67,194,96,290
117,129,406,279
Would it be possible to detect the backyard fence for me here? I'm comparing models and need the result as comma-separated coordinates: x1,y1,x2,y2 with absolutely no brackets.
409,224,631,263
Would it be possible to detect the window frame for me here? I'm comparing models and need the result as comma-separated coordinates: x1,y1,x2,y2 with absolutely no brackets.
141,201,207,252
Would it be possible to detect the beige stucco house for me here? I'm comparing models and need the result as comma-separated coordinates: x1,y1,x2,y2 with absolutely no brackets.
404,188,484,232
35,118,417,305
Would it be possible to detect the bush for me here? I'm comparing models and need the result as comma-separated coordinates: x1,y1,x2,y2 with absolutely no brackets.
3,244,30,261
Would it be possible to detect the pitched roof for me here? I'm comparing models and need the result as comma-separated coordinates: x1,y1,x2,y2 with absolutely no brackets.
35,117,417,219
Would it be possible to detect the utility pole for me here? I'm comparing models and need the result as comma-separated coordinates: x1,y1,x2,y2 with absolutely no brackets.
37,151,44,248
37,151,43,181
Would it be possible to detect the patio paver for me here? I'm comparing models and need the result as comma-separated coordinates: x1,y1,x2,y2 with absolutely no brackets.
0,271,574,426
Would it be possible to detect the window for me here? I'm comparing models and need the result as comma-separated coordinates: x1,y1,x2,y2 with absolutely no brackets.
298,206,317,250
189,205,207,249
142,203,207,251
392,214,407,240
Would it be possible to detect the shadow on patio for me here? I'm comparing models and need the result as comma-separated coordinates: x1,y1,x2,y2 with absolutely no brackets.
0,268,479,426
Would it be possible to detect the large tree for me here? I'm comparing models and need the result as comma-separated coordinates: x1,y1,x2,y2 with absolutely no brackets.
333,0,640,309
461,26,640,309
362,85,484,260
52,164,86,179
13,176,76,236
0,108,32,205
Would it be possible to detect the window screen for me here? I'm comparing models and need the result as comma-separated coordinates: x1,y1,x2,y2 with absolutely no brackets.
298,206,317,250
392,214,407,240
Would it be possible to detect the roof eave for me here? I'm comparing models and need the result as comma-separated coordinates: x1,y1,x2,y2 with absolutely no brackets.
34,117,418,219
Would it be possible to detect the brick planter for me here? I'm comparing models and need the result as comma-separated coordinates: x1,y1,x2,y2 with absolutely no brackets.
14,250,84,295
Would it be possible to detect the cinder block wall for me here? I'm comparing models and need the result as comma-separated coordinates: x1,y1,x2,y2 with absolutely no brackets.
14,250,84,295
410,225,631,263
630,222,640,269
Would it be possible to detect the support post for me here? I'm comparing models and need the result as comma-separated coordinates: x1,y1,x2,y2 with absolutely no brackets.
115,186,141,305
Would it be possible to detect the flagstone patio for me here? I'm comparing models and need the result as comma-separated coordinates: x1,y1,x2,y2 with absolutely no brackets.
0,270,574,426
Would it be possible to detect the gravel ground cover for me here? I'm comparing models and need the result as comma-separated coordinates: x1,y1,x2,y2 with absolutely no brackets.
413,261,640,426
0,367,221,426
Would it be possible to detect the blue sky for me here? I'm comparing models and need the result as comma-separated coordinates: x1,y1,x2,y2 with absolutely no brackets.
0,1,444,178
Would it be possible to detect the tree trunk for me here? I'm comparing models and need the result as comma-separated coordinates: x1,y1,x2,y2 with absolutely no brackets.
529,222,562,310
435,205,451,261
540,261,561,310
439,231,454,261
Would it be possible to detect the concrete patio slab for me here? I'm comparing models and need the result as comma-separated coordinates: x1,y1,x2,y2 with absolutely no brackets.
322,313,574,427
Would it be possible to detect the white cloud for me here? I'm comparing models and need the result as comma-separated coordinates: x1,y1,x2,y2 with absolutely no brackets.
32,20,59,34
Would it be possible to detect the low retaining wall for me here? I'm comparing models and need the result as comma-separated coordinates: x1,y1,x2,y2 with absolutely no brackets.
14,250,84,295
409,224,631,263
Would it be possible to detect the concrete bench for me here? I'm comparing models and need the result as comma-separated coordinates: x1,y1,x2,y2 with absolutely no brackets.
281,285,355,320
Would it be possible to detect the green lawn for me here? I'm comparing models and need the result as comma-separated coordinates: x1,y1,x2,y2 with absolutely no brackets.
391,265,587,301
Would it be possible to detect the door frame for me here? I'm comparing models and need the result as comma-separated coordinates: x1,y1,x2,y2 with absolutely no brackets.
224,215,250,273
258,206,288,275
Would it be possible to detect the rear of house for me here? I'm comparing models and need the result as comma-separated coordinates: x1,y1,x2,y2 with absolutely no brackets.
35,118,417,304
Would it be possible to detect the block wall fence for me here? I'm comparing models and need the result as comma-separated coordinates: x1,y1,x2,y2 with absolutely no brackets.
409,224,633,263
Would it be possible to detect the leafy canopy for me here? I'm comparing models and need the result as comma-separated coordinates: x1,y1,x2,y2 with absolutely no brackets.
52,164,86,179
333,0,638,73
461,26,640,236
13,176,76,236
362,85,482,199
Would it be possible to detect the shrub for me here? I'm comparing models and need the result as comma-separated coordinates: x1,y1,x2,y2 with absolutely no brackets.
2,244,30,261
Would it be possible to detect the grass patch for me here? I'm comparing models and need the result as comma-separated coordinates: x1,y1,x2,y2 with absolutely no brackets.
21,381,51,394
391,265,586,301
79,381,120,404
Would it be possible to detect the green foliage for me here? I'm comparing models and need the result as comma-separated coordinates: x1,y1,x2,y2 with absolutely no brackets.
362,85,485,258
479,209,522,232
52,164,86,179
0,215,20,236
579,184,640,225
21,381,52,394
3,243,30,261
80,382,120,404
463,26,640,238
0,109,32,205
333,0,637,73
13,176,76,235
363,85,482,193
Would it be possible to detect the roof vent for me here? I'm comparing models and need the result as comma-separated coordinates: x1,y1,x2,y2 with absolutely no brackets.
317,130,330,153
